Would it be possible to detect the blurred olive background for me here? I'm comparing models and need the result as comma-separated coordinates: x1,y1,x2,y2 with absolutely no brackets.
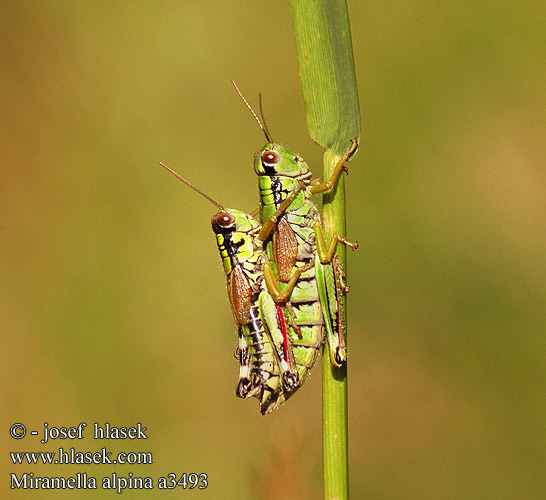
2,1,545,499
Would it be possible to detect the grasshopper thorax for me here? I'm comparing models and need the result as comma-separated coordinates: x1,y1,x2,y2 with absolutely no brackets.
254,143,311,181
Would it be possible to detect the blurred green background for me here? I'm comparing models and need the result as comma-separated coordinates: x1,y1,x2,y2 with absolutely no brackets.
2,1,545,498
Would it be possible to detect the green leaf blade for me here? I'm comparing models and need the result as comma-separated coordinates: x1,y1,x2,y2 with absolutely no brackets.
291,0,360,156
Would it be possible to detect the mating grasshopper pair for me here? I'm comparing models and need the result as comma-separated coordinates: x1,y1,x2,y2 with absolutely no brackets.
160,85,358,414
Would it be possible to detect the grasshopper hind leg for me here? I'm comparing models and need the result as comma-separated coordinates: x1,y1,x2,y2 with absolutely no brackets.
235,327,254,398
258,292,300,391
331,256,347,365
236,378,252,399
282,371,298,392
332,253,350,294
316,259,347,368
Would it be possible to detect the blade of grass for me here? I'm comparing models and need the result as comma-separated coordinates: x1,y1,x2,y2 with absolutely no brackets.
290,1,361,499
291,0,360,156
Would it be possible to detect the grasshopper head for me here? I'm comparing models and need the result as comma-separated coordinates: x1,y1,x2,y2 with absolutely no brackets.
254,143,310,179
211,209,259,274
211,209,258,235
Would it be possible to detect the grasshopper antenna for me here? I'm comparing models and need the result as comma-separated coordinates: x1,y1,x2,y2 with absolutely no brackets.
158,161,224,210
231,80,274,143
258,93,273,144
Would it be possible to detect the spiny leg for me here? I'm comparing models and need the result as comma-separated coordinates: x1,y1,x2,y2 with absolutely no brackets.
284,301,302,338
315,260,347,368
313,225,354,364
332,253,350,293
275,304,299,391
315,261,346,367
235,327,252,398
331,256,347,362
258,292,299,391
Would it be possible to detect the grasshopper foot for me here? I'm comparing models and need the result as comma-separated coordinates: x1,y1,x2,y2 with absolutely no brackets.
340,137,359,175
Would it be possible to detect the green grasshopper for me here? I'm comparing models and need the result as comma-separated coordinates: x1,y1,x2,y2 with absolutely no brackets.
212,207,292,414
158,162,321,414
232,82,359,368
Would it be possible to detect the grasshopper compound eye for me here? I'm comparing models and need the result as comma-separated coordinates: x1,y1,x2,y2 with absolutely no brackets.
261,150,281,166
211,212,236,233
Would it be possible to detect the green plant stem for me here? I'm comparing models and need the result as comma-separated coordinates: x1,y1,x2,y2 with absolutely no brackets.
290,1,359,498
322,150,349,500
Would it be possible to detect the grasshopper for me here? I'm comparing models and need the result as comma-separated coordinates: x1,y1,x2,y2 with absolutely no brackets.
158,162,321,414
232,82,359,368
